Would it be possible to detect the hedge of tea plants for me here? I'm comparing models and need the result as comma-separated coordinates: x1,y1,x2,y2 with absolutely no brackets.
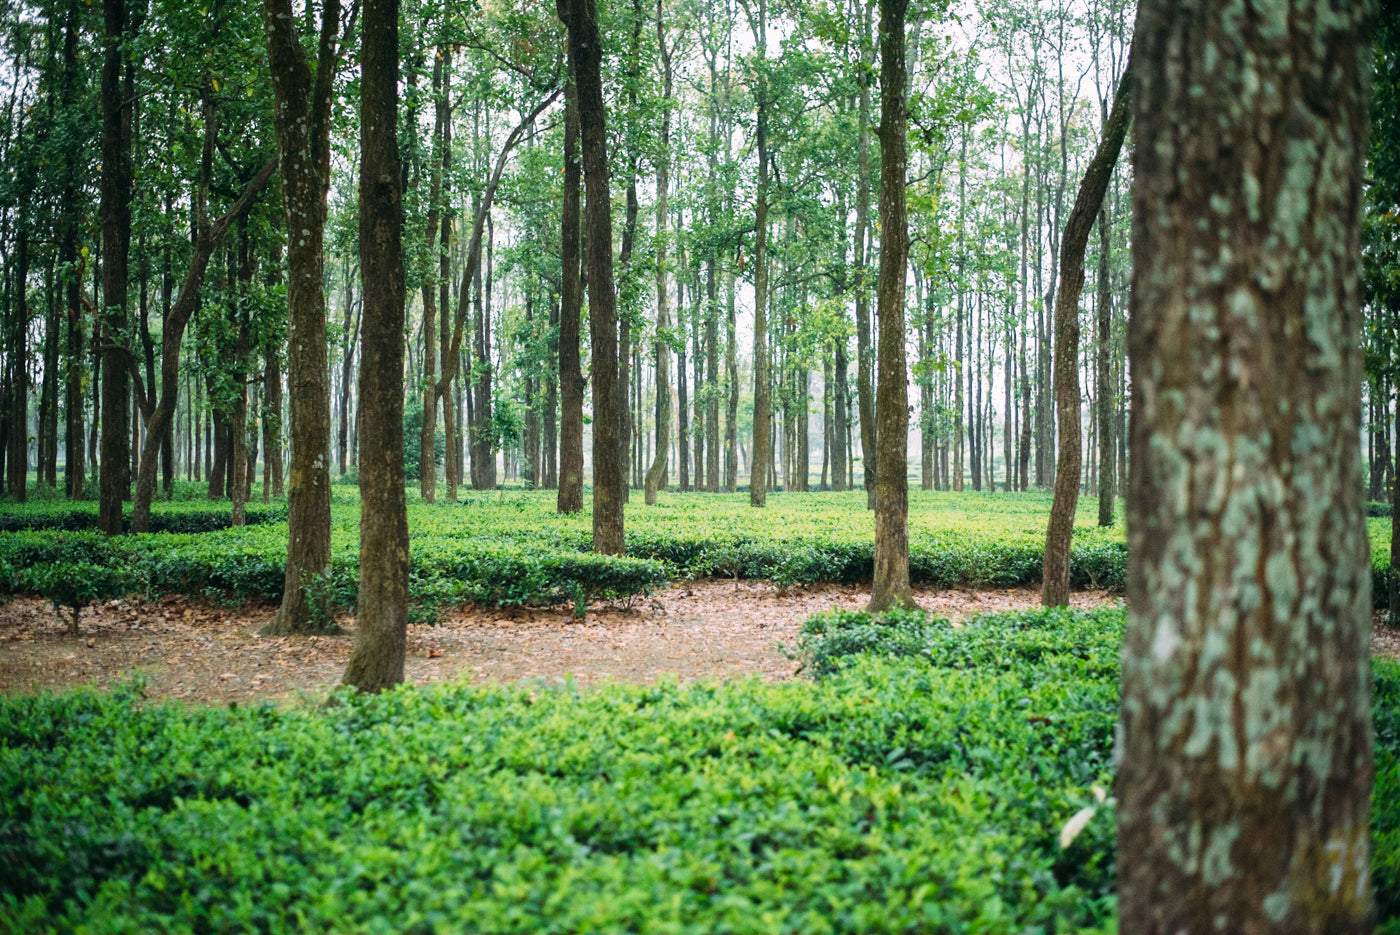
2,605,1395,933
2,487,1394,614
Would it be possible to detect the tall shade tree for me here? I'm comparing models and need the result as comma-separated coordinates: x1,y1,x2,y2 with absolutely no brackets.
867,0,913,612
97,0,136,535
1117,1,1375,930
643,0,673,507
343,0,407,692
262,0,348,635
556,55,585,515
745,0,771,508
1039,47,1133,607
559,0,624,554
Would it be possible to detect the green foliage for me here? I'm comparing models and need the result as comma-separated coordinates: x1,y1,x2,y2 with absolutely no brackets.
0,644,1110,931
0,490,669,615
1376,659,1400,931
0,489,1132,617
794,608,1400,929
0,500,286,534
4,613,1393,932
0,608,1394,932
401,396,445,483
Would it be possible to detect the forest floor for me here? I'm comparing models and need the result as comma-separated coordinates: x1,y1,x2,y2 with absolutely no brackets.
1,582,1396,706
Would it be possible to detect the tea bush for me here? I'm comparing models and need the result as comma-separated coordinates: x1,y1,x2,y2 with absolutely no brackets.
793,605,1400,930
0,488,1130,615
0,622,1122,933
3,606,1394,933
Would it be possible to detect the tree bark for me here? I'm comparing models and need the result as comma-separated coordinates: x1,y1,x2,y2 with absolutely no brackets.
1095,198,1115,527
6,225,29,502
343,0,408,693
130,123,277,532
560,0,624,553
748,0,770,508
1040,49,1133,608
644,0,672,507
98,0,135,534
867,0,914,614
1118,3,1375,930
262,0,346,635
420,46,448,503
854,2,875,510
557,56,585,514
60,2,83,502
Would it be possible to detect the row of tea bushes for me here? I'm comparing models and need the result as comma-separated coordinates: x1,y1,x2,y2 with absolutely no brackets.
0,610,1117,933
0,522,669,618
0,488,1128,617
792,605,1400,929
5,606,1391,932
8,488,1393,613
0,499,286,533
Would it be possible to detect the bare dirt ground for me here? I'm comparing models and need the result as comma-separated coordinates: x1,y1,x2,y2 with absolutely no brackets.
0,581,1124,705
4,583,1395,707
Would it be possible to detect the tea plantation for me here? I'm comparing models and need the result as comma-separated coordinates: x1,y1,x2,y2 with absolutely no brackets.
1,606,1396,933
5,485,1394,619
0,485,1141,618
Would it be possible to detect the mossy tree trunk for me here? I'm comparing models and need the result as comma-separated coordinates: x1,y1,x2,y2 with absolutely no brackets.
1095,198,1115,528
1118,1,1375,929
644,0,673,507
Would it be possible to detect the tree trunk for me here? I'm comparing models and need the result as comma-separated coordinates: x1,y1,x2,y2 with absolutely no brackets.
833,338,848,491
677,274,690,492
1095,198,1115,526
6,225,29,502
544,294,558,489
867,0,914,614
337,271,357,477
98,0,135,535
557,58,585,514
262,345,282,500
420,47,448,503
1040,50,1133,608
1118,3,1374,930
343,0,408,692
262,0,343,635
560,0,623,553
748,0,770,508
854,11,875,509
644,1,672,507
39,264,58,489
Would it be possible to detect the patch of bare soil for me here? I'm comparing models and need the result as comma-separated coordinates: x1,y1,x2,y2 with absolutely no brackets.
0,582,1122,705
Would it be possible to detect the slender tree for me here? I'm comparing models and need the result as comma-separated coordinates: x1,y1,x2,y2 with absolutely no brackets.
1040,47,1133,607
746,0,770,508
560,0,624,553
867,0,914,613
262,0,348,635
1117,1,1375,929
557,54,585,514
344,0,408,692
644,0,673,506
97,0,136,535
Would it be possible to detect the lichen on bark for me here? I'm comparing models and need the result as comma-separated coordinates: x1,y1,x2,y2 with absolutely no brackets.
1117,1,1376,931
